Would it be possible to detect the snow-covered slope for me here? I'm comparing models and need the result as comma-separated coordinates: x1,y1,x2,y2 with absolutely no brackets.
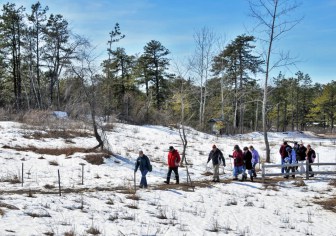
0,121,335,236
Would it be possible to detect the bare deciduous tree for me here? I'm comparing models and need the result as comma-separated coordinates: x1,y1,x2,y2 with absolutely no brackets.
189,27,217,130
249,0,302,162
70,40,107,151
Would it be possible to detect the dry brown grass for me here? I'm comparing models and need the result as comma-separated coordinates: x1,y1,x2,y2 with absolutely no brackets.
0,208,4,216
329,179,336,187
49,160,59,166
0,202,19,210
315,196,336,213
0,175,21,184
44,184,55,189
64,230,76,236
23,129,92,140
293,180,307,187
126,194,141,201
86,226,100,235
201,171,213,176
84,154,107,165
9,146,88,156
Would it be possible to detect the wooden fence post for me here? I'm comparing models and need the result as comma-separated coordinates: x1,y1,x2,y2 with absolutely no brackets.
80,163,85,185
58,169,61,196
262,163,265,182
21,162,24,187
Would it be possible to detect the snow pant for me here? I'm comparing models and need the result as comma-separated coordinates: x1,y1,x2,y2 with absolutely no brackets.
298,160,306,173
242,165,249,179
285,162,296,177
213,164,220,181
281,158,286,174
252,163,257,177
167,167,179,184
233,166,243,177
140,169,148,187
308,161,313,176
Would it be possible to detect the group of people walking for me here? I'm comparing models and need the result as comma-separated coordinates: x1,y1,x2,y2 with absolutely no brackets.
207,144,259,182
134,146,181,188
279,141,316,178
134,144,260,188
134,140,315,188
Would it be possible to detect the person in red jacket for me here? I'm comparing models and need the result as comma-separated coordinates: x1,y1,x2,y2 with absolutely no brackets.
164,146,181,184
229,145,244,180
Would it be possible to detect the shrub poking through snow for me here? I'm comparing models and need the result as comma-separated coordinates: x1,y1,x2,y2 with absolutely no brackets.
49,160,59,166
84,154,105,165
86,226,100,235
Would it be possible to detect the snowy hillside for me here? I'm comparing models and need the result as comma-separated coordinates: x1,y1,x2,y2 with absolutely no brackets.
0,121,336,236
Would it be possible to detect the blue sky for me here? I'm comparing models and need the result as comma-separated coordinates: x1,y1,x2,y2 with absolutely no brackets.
10,0,336,84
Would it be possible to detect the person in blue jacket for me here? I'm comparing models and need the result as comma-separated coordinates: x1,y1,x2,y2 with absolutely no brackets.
134,150,152,188
284,145,296,178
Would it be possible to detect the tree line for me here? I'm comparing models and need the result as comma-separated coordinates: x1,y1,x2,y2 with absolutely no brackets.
0,1,335,135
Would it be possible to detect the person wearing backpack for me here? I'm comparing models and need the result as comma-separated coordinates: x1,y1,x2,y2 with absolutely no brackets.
164,146,181,184
284,145,296,178
134,150,152,188
306,144,316,177
207,144,225,182
229,145,244,180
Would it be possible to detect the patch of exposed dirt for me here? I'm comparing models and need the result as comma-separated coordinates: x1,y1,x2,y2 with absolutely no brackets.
315,196,336,213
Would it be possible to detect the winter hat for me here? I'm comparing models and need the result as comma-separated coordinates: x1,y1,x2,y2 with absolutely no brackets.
169,146,174,151
212,144,217,149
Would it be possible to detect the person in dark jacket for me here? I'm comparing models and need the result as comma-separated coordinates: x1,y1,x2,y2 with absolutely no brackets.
207,144,225,182
229,145,244,180
297,143,307,161
243,147,253,181
306,144,316,177
164,146,181,184
279,141,290,174
297,143,307,173
134,150,152,188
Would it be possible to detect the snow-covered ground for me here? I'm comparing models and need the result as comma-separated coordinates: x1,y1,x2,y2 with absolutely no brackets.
0,121,335,236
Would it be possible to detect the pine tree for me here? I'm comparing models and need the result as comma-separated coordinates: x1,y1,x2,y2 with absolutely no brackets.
212,34,263,132
142,40,170,110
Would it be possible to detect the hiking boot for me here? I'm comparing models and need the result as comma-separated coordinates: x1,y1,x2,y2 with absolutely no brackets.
233,177,238,180
176,176,179,184
164,177,170,184
250,176,254,182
